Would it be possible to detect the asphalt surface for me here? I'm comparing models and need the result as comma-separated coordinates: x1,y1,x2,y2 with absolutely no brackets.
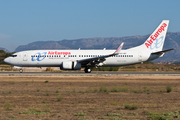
0,71,180,75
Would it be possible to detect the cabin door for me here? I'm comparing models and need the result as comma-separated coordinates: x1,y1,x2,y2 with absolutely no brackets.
23,53,28,61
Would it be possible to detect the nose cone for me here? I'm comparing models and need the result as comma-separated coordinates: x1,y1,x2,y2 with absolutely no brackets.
4,58,7,63
4,57,10,64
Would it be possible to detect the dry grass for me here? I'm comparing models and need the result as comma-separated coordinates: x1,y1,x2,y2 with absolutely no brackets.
0,75,179,119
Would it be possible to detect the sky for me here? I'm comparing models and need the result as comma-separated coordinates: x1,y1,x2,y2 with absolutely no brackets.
0,0,180,52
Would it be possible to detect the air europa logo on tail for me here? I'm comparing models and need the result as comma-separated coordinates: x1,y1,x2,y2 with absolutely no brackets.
145,23,167,48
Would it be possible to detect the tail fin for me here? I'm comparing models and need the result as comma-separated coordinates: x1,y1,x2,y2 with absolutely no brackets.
144,20,169,52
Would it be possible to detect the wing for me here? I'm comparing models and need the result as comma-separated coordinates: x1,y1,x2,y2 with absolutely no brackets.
77,43,124,67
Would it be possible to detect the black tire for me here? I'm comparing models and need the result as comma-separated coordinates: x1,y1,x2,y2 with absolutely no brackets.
19,69,23,73
84,68,91,73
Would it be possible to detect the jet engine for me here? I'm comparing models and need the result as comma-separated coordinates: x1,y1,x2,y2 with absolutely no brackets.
60,61,81,70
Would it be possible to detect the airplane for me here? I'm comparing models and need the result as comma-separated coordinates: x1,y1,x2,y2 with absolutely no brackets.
4,20,173,73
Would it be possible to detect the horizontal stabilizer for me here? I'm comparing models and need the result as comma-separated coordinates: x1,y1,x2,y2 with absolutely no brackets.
151,48,174,55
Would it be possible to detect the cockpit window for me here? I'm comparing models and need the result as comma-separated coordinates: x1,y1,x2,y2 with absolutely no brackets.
11,55,17,57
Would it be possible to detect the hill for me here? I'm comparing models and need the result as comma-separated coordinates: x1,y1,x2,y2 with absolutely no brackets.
15,32,180,62
0,50,13,65
0,47,9,53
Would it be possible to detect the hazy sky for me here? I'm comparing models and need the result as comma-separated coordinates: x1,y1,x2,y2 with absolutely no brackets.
0,0,180,52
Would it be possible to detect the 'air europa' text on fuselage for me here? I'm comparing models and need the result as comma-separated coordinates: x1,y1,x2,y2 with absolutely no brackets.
48,51,71,55
145,23,167,48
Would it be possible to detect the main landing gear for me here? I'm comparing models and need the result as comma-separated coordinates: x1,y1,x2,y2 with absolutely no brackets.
84,67,91,73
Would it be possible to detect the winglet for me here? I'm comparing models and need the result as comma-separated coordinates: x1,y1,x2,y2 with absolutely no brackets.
114,42,124,54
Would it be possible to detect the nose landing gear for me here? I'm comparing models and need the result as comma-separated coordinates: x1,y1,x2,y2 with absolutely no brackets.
19,69,23,73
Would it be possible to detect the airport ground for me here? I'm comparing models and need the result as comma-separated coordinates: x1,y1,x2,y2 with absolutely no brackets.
0,75,180,120
1,62,180,73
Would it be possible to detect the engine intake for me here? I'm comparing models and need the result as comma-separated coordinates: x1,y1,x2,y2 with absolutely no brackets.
60,61,81,70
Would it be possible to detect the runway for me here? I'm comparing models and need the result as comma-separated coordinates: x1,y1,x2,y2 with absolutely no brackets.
0,71,180,76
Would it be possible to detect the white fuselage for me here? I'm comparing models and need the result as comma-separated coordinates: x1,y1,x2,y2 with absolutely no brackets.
4,49,151,67
3,20,170,73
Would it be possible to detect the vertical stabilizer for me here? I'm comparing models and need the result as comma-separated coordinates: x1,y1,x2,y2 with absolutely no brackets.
144,20,169,52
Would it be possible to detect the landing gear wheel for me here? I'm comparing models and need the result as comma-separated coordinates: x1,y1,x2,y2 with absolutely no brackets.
19,69,23,73
84,68,91,73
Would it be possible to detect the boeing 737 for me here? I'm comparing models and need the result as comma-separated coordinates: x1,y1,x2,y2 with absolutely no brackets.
4,20,173,73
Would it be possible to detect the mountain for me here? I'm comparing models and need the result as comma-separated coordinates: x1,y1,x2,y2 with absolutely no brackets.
15,32,180,62
0,47,9,53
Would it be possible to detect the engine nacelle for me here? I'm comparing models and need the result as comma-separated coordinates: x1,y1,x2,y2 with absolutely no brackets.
60,61,81,70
